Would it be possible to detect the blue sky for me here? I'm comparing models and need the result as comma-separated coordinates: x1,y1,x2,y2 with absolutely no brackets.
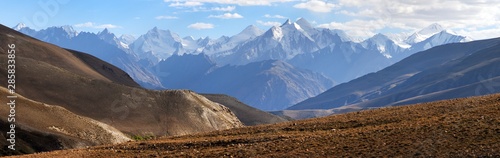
2,0,500,40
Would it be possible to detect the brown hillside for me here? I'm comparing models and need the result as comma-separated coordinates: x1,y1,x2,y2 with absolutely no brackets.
0,26,118,85
16,93,500,157
66,48,140,88
0,24,243,156
0,87,130,156
202,94,289,126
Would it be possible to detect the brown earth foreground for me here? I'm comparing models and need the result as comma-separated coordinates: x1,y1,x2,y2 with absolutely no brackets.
13,94,500,157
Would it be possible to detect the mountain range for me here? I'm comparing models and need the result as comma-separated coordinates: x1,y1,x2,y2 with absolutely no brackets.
13,24,163,89
154,54,334,110
3,16,500,157
13,18,472,110
286,37,500,118
0,24,288,155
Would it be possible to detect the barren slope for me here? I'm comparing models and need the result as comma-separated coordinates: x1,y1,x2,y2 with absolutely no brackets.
202,94,289,125
0,87,130,155
0,24,243,149
17,93,500,157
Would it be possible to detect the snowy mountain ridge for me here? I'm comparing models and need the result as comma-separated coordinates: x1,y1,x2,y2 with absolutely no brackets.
11,19,474,110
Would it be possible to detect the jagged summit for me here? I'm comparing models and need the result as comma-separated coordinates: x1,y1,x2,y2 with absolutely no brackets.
119,34,136,45
281,19,293,26
419,23,444,35
183,36,195,41
371,33,390,40
405,23,445,44
241,25,264,35
264,25,284,40
295,18,313,31
98,28,112,36
229,25,264,42
61,25,77,33
13,23,27,30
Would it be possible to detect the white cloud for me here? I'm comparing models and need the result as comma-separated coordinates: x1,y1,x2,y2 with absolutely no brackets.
264,14,287,19
314,0,500,40
208,13,243,19
257,20,281,27
212,6,236,11
155,15,179,20
318,19,386,38
187,22,214,29
293,0,337,13
456,28,500,41
168,1,203,7
164,0,295,6
74,22,121,29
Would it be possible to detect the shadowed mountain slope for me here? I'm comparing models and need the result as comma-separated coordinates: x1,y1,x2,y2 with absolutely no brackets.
154,54,334,110
289,37,500,110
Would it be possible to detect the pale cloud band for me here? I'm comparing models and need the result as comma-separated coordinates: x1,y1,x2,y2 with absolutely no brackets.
164,0,295,6
155,16,179,20
257,20,281,27
74,22,121,29
212,6,236,12
188,22,215,29
169,1,203,7
319,0,500,40
264,14,287,19
208,13,244,19
293,0,337,13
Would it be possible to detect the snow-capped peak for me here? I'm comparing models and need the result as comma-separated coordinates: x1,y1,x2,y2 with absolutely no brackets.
405,23,445,44
265,26,284,40
119,34,136,45
279,18,308,33
98,28,112,36
229,25,264,43
13,23,27,31
363,33,392,53
370,33,390,41
183,36,195,41
418,23,444,35
61,25,77,34
292,23,303,31
240,25,264,36
272,26,284,40
281,19,293,27
43,25,78,37
97,28,117,41
295,18,314,31
436,30,473,42
277,18,313,39
145,27,180,40
441,29,471,41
